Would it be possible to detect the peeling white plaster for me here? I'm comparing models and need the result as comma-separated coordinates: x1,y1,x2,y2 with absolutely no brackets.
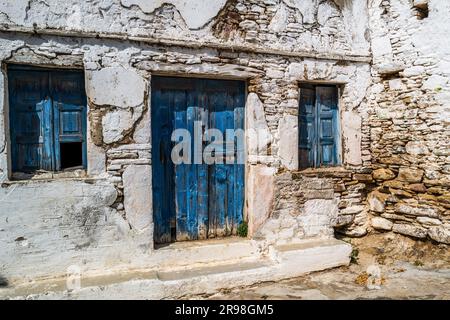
87,67,146,108
120,0,228,29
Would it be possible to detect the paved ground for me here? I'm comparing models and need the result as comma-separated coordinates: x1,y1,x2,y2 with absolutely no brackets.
2,233,449,300
190,234,450,300
194,262,450,300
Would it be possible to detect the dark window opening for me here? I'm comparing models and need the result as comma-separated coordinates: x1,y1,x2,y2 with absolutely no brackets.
60,143,83,170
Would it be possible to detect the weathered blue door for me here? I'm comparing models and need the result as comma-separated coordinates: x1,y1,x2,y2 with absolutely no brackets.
152,77,245,244
8,65,87,173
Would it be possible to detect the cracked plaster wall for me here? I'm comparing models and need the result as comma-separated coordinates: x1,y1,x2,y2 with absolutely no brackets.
0,0,447,283
0,28,371,280
0,0,370,56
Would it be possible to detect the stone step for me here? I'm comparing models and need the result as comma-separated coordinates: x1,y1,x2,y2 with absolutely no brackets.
272,239,353,278
156,260,274,282
151,237,262,270
0,239,352,299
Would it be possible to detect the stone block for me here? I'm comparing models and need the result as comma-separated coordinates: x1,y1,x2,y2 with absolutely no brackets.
428,226,450,244
342,111,362,166
405,141,429,156
368,191,389,213
247,165,276,237
246,93,273,156
398,168,424,183
87,67,146,108
392,224,428,239
394,203,439,218
278,114,298,170
372,217,393,231
373,168,396,181
123,165,153,232
102,108,143,144
417,217,442,226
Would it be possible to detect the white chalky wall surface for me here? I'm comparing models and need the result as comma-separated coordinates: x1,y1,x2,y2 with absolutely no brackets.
0,0,447,283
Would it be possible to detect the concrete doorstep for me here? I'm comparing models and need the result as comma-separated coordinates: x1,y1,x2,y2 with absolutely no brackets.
0,239,351,300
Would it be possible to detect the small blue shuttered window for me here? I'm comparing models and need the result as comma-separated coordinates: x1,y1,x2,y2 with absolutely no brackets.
8,65,87,173
299,84,340,169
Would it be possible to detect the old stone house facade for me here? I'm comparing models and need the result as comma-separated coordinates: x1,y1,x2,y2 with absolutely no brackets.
0,0,448,292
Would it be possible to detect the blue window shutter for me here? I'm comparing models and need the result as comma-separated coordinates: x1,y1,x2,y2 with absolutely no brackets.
53,102,87,170
8,69,54,172
299,87,316,168
9,67,87,173
316,86,339,166
50,71,87,170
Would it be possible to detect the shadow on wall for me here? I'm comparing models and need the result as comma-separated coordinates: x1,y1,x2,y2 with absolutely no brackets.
0,275,8,288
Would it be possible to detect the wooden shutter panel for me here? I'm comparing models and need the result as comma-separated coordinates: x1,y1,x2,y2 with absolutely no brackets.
316,86,339,166
299,87,316,168
50,71,87,170
53,102,87,170
8,69,54,172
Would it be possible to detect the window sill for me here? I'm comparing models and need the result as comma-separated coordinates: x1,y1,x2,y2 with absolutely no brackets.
293,166,353,179
4,169,96,184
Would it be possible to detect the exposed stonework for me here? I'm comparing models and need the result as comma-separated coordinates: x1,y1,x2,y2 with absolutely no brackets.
0,0,448,287
366,0,450,243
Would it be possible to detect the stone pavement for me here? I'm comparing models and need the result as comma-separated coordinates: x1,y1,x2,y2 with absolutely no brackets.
195,262,450,300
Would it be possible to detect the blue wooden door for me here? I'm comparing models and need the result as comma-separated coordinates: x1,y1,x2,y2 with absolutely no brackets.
8,65,87,173
152,77,245,244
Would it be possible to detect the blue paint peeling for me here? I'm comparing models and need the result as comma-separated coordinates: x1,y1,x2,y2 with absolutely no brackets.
152,77,246,244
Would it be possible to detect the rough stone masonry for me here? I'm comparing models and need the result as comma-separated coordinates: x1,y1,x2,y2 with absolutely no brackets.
0,0,448,284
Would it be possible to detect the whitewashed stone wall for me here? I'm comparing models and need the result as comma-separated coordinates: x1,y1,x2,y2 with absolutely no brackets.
0,0,370,56
1,0,446,283
366,0,450,244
